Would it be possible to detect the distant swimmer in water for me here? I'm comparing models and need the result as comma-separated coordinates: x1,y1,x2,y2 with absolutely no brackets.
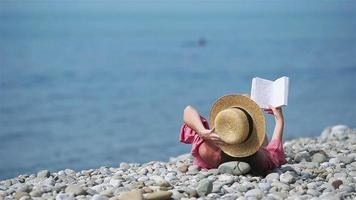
182,37,207,48
197,37,206,47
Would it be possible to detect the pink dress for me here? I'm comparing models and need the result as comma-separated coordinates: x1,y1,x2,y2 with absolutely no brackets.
179,116,287,175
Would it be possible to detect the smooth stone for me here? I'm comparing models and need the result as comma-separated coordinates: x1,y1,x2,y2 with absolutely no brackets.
196,179,213,196
188,189,198,198
258,182,271,191
280,165,297,173
331,180,343,189
294,151,310,162
119,190,143,200
4,180,12,187
340,185,355,193
221,193,239,199
18,185,32,193
143,191,172,200
177,164,189,173
65,184,86,196
207,193,221,199
302,162,320,169
334,172,347,179
187,165,199,175
307,189,321,196
100,189,114,198
37,170,50,178
29,189,43,197
14,191,29,200
64,169,76,176
218,161,250,175
110,179,122,188
337,155,353,164
138,168,148,175
279,173,295,184
218,174,234,185
119,162,130,170
171,190,184,199
55,193,75,200
329,158,340,164
18,197,31,200
92,194,109,200
265,173,280,182
137,177,148,182
301,171,312,180
269,192,288,200
244,188,263,199
271,181,289,191
312,153,327,163
212,182,224,193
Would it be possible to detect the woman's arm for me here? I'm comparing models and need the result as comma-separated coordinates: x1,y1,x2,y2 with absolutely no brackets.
183,105,206,134
183,105,226,146
265,105,284,141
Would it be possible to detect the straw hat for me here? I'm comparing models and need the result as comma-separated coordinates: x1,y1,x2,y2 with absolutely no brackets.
209,94,266,157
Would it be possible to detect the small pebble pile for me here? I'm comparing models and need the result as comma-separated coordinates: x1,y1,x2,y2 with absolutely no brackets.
0,125,355,200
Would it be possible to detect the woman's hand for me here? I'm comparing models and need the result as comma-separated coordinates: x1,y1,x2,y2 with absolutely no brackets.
198,128,227,146
264,105,284,123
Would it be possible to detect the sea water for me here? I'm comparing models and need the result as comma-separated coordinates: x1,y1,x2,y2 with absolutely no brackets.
0,1,355,179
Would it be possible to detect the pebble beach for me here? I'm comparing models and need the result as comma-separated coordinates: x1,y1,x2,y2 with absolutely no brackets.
0,125,355,200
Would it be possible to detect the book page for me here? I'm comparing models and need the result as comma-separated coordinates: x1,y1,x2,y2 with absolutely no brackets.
272,76,289,107
250,77,273,109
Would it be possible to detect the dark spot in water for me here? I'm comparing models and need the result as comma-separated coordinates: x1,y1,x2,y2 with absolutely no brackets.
181,37,208,48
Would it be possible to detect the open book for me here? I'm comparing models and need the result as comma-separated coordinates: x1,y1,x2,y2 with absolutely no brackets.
250,76,289,109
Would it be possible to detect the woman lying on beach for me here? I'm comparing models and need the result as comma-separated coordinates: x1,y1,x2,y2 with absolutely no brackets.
179,94,287,176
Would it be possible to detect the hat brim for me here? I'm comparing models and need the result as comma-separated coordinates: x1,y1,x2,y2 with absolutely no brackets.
209,94,266,157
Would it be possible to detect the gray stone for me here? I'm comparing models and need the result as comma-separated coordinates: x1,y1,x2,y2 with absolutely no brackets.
280,165,297,173
37,170,50,178
92,194,109,200
258,182,271,191
109,178,122,187
271,181,289,191
218,174,234,185
212,182,224,193
302,161,320,169
307,189,321,196
265,173,280,182
100,189,114,198
29,189,43,197
64,169,76,176
14,191,29,200
55,193,75,200
340,185,354,193
294,151,310,162
244,188,263,199
312,153,327,163
333,172,347,179
143,191,172,200
65,184,86,196
218,161,250,175
18,185,32,193
119,190,143,200
4,180,12,187
337,155,353,164
177,164,189,173
119,162,130,170
279,173,295,184
187,165,199,175
196,179,213,196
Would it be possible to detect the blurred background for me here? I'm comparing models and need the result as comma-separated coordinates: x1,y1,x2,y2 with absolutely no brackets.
0,0,355,179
